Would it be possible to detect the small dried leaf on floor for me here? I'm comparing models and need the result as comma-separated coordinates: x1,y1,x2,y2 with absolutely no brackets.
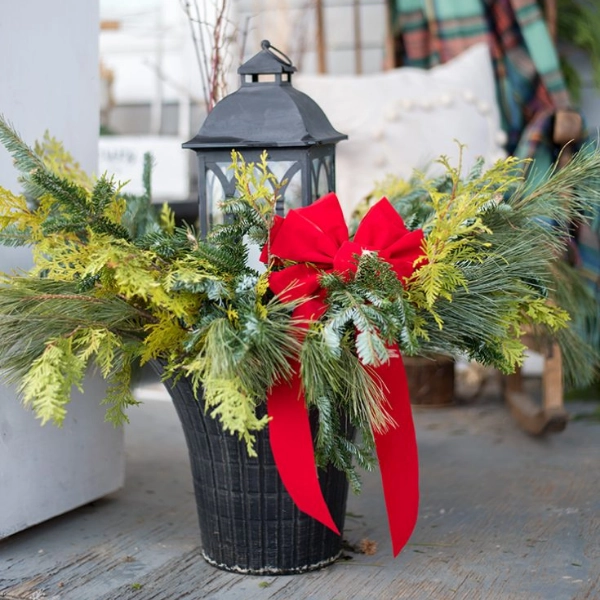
359,538,378,555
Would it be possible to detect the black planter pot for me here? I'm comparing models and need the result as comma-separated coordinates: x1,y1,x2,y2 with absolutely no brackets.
160,369,351,575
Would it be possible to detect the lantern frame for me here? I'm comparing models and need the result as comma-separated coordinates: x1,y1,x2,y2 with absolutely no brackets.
183,40,347,237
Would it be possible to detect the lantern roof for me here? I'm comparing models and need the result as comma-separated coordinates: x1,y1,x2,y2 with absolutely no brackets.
183,41,347,150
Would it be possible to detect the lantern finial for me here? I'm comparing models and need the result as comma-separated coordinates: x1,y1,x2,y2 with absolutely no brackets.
238,40,296,77
259,40,294,69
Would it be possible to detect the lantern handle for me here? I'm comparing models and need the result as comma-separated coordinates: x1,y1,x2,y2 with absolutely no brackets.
261,39,294,68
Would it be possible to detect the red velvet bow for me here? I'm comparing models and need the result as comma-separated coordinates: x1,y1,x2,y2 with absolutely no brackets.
261,192,424,556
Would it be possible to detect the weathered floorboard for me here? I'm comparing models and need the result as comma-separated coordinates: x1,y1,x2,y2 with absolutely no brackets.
1,383,599,600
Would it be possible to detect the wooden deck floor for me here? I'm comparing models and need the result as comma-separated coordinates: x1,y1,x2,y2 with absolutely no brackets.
1,382,599,600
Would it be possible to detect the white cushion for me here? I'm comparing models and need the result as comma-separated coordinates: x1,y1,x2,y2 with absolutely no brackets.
295,43,506,217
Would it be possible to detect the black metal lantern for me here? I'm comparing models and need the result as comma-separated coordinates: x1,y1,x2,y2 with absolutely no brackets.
183,40,347,236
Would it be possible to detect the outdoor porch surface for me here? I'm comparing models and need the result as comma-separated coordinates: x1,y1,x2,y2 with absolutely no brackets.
1,380,599,600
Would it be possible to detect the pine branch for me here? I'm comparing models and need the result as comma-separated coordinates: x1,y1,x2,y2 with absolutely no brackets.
0,224,33,246
369,148,600,387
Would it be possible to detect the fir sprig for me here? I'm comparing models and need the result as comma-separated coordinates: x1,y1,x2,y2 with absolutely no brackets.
33,131,93,190
0,115,47,199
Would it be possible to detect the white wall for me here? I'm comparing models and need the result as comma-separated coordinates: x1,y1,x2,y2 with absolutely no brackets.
99,0,238,138
100,0,197,106
0,0,125,539
0,2,101,183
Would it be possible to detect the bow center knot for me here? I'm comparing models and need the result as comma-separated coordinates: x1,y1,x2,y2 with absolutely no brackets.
333,241,365,279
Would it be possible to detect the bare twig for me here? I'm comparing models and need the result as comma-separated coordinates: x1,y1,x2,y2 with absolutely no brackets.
193,0,213,108
180,0,211,110
315,0,327,73
239,14,253,65
180,0,232,113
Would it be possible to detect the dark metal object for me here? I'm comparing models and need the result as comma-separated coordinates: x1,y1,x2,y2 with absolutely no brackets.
183,40,346,236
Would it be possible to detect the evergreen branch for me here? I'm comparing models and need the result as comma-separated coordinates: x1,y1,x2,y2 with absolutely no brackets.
1,120,600,486
19,338,85,425
31,168,89,212
91,174,118,212
101,342,141,425
94,215,132,241
0,225,33,246
203,376,269,456
0,114,46,198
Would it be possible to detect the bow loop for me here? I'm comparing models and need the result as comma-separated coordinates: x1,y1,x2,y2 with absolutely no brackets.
260,193,424,556
354,196,411,249
262,194,424,287
265,193,348,266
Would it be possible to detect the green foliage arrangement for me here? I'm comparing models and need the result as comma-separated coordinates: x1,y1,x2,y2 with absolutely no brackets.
357,151,600,384
0,116,599,488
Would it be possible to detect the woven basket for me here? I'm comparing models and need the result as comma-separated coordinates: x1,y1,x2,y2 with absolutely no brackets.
160,368,350,575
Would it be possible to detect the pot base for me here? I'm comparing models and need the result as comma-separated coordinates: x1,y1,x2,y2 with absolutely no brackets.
202,549,343,575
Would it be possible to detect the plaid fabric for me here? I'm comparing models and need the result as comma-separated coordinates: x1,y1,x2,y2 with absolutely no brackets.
392,0,600,337
392,0,570,156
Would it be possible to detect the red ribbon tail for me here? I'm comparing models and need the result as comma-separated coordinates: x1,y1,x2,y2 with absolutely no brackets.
373,348,420,556
267,364,340,534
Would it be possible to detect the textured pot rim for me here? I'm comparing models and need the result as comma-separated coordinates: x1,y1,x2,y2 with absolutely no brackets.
201,548,343,575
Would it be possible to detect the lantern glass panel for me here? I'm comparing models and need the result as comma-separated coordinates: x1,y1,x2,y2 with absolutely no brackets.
267,161,303,212
205,158,306,229
315,158,329,198
281,169,303,212
205,162,234,228
324,155,333,186
311,155,333,199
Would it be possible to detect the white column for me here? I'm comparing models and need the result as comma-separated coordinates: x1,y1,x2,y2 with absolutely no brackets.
0,0,125,539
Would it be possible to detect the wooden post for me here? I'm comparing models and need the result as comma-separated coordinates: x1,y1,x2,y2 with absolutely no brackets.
544,0,558,41
315,0,327,74
504,336,568,435
384,0,396,69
